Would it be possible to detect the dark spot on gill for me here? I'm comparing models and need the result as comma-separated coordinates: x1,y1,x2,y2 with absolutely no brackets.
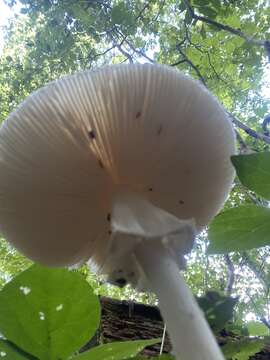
107,213,111,222
108,230,112,235
148,187,153,192
88,130,96,139
136,111,141,119
179,200,184,205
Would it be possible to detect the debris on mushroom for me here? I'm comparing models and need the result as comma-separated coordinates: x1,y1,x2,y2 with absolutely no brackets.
0,64,235,360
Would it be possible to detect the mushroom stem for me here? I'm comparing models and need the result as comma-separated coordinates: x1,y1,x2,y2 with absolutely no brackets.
134,242,225,360
109,191,224,358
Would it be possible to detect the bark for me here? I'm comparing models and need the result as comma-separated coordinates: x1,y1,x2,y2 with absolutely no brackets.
80,296,170,356
81,296,270,359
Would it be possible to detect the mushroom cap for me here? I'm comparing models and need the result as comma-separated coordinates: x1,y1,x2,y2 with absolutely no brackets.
0,64,235,266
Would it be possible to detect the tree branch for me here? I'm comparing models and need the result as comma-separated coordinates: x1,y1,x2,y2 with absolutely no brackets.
224,254,235,296
115,28,156,63
262,115,270,136
116,43,134,63
183,0,266,48
173,45,207,85
135,2,150,22
107,31,134,63
170,59,186,66
245,292,270,332
260,316,270,331
229,114,270,144
87,44,117,62
242,252,268,290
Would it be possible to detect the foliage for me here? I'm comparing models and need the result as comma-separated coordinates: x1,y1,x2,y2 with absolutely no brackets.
197,291,237,333
0,0,269,126
208,205,270,253
0,264,258,360
208,150,270,345
209,152,270,253
0,265,159,360
247,321,269,336
0,264,100,359
74,339,160,360
0,339,35,360
231,153,270,199
0,237,31,287
133,356,174,360
222,338,266,360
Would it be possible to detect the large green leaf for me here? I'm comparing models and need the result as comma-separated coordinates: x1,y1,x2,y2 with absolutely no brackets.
74,339,160,360
208,205,270,253
132,356,174,360
0,339,34,360
222,339,265,360
197,291,237,332
231,153,270,200
247,321,269,336
0,265,100,360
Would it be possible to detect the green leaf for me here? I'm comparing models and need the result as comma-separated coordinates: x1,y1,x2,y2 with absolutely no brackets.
222,339,265,360
179,1,187,12
208,205,270,253
0,265,100,360
247,321,269,336
199,6,218,18
208,0,221,10
200,24,206,38
111,3,134,27
74,339,160,360
231,153,270,200
132,356,174,360
226,14,241,28
197,291,237,332
193,0,209,6
111,3,125,25
0,339,33,359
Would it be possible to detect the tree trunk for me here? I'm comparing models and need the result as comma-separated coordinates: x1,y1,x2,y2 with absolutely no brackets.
80,296,270,359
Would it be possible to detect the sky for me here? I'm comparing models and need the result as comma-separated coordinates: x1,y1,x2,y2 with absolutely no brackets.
0,0,13,52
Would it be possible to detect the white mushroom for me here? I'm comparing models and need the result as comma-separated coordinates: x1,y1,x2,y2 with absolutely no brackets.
0,64,235,359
